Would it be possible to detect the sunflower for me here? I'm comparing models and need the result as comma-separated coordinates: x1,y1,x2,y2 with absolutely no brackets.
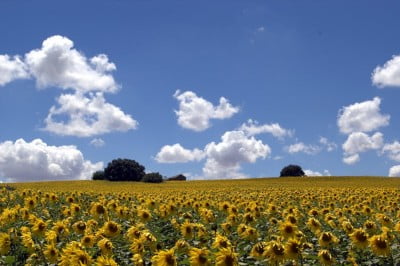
189,247,210,266
349,228,369,249
138,208,152,222
43,244,59,264
221,222,233,233
90,203,107,219
284,238,302,260
0,232,11,255
213,233,232,249
151,248,177,266
242,226,258,241
264,241,285,264
96,256,118,266
307,218,321,234
215,248,239,266
318,249,335,265
181,220,194,238
279,221,298,239
250,242,267,260
81,234,96,248
174,239,190,253
318,232,339,247
127,225,143,241
98,238,113,256
73,221,87,234
102,221,121,238
52,220,69,237
130,239,145,255
364,220,377,233
59,242,92,266
369,235,390,257
31,219,47,236
132,253,144,266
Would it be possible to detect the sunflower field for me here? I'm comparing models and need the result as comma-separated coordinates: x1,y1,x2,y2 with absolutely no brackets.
0,176,400,265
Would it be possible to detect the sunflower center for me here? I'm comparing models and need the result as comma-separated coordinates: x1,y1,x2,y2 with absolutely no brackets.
375,238,387,249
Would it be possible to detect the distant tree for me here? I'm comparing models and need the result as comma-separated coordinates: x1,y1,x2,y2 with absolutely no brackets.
280,164,305,177
104,158,145,181
167,174,187,181
142,172,163,183
92,170,105,180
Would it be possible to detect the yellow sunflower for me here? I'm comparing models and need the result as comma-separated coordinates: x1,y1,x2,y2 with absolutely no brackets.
369,235,390,257
189,247,210,266
349,228,369,249
215,248,239,266
151,248,177,266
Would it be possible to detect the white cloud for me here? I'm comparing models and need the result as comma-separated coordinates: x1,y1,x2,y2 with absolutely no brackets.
304,169,331,176
90,138,105,148
286,142,321,155
319,137,337,152
44,92,138,137
0,138,103,181
342,132,383,164
239,119,293,139
389,165,400,177
257,26,265,32
337,97,389,134
381,141,400,162
342,132,383,155
203,130,270,179
0,55,29,86
372,55,400,88
343,154,360,165
25,35,118,93
155,143,205,163
173,90,239,131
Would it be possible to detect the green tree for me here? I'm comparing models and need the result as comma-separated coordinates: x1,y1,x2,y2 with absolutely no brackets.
280,164,305,177
104,158,145,181
142,172,163,183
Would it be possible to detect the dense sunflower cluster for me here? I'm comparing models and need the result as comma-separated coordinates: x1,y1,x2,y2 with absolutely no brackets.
0,177,400,265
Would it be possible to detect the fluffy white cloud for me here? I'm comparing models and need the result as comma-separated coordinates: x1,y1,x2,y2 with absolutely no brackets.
343,154,360,165
381,141,400,162
0,55,29,86
155,143,205,163
174,90,239,131
342,132,383,155
0,138,103,181
389,165,400,177
342,132,383,164
319,137,337,152
203,130,270,179
239,119,293,139
90,138,105,148
286,142,321,155
25,35,117,93
304,169,331,176
44,92,138,137
337,97,390,134
372,55,400,88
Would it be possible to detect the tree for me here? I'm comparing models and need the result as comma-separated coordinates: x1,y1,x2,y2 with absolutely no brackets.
92,170,105,180
104,158,145,181
142,172,163,183
167,174,187,181
280,164,305,177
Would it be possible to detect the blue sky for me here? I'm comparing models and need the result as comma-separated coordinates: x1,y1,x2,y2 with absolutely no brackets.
1,0,400,182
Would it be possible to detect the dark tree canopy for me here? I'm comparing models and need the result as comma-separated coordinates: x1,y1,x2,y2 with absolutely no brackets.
167,174,187,181
280,164,305,177
104,158,145,181
92,170,105,180
142,172,163,183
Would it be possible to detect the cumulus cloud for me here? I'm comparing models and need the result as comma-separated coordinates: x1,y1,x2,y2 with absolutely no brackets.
203,130,270,179
0,138,103,181
174,90,239,131
0,55,29,86
304,169,331,176
90,138,105,148
337,97,389,134
155,143,205,163
372,55,400,88
389,165,400,177
44,92,137,137
342,132,384,164
239,119,293,139
285,142,321,155
25,35,118,93
381,141,400,162
343,154,360,165
319,137,337,151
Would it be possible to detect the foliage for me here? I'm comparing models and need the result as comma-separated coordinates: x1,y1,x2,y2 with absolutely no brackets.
103,158,145,181
92,170,105,180
1,177,400,265
280,164,305,177
142,172,163,183
167,174,187,181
